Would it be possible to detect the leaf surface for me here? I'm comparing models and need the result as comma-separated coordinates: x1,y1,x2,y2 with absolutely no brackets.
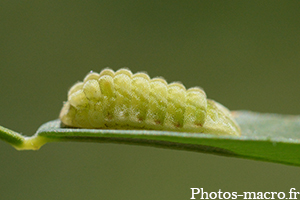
34,111,300,166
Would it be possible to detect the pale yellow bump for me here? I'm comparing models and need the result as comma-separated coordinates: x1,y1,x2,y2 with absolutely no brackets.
212,100,231,118
68,89,89,108
149,79,168,99
115,68,133,77
186,87,207,107
150,77,168,86
165,82,186,128
167,83,186,106
113,73,132,120
59,102,75,127
113,73,132,94
131,75,150,94
146,78,168,126
99,68,115,77
187,87,206,96
83,72,100,83
133,72,150,81
68,82,84,97
83,79,102,101
204,100,241,136
130,74,150,123
184,87,207,127
98,75,115,97
168,82,186,91
212,100,241,135
167,83,187,106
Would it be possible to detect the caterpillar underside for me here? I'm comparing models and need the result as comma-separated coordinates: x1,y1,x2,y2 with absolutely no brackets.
59,68,241,136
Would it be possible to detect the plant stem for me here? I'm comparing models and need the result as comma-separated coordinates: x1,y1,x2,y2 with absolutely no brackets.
0,125,47,150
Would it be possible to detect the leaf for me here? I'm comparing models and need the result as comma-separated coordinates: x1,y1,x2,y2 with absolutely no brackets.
1,111,300,166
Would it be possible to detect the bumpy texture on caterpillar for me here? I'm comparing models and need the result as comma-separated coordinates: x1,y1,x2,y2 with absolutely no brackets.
60,68,241,136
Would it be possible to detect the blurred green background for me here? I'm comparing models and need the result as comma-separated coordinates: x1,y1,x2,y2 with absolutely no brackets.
1,1,300,199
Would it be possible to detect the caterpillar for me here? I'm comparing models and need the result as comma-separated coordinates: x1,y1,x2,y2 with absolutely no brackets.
59,68,241,136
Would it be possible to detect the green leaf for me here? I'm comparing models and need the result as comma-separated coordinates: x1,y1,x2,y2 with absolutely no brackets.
1,111,300,166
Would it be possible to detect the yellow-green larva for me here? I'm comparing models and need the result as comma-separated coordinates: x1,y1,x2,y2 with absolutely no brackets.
59,68,241,136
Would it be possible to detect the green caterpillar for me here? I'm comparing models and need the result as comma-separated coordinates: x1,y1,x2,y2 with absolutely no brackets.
60,68,241,136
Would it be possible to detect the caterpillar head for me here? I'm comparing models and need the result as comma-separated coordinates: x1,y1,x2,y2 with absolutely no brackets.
60,68,241,136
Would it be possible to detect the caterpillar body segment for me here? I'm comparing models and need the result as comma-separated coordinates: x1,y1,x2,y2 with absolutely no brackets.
60,68,241,136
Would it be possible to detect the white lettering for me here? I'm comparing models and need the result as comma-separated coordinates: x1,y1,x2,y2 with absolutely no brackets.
190,188,200,199
264,192,270,199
